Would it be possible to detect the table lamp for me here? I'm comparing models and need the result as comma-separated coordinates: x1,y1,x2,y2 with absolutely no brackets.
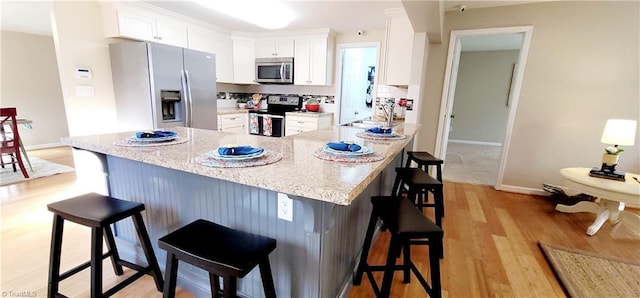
589,119,637,180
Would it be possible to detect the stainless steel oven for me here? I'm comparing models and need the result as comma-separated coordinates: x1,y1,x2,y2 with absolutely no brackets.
248,96,301,137
255,57,293,84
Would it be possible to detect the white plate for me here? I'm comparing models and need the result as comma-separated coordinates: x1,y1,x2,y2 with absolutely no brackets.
323,146,373,156
206,149,266,160
129,135,178,143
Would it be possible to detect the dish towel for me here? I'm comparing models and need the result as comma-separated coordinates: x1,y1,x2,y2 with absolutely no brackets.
327,142,362,152
366,127,392,134
218,146,264,156
135,130,177,139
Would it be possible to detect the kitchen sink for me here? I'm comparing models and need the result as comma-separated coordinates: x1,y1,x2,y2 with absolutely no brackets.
342,119,399,129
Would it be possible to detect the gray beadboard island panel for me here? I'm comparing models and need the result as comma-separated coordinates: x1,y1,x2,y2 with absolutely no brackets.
62,123,419,297
108,151,403,298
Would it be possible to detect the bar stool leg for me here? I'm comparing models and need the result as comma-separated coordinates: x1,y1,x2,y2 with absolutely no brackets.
103,224,124,275
223,276,237,298
353,209,378,285
209,273,221,297
402,242,411,283
380,235,402,297
259,257,277,298
163,253,179,298
48,215,64,298
90,227,104,298
429,239,443,298
434,187,444,227
132,213,164,290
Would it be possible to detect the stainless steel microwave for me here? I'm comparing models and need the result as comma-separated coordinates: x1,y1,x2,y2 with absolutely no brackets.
255,57,293,84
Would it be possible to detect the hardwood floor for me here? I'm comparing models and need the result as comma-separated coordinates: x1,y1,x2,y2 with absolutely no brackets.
1,147,638,297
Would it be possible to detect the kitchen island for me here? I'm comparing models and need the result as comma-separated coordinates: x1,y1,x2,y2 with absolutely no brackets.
62,123,419,297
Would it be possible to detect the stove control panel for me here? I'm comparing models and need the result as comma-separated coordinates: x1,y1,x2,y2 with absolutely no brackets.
267,96,300,106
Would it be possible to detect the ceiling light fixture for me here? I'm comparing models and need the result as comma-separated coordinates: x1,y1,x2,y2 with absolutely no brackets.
194,0,296,29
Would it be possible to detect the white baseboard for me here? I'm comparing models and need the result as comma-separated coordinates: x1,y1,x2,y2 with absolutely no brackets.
25,142,65,150
496,184,549,197
448,139,502,147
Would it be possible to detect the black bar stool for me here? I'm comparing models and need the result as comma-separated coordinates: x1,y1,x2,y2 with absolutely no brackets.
391,167,445,228
405,151,444,182
47,193,164,298
353,196,443,298
158,219,277,298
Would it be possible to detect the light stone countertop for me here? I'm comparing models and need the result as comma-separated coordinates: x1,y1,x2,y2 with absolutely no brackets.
218,108,249,115
285,111,333,118
61,124,419,205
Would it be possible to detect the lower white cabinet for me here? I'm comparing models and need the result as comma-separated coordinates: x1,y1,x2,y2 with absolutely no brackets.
285,113,333,136
217,112,248,134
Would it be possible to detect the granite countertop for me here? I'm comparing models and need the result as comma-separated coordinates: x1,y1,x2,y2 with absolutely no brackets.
218,108,249,115
285,111,333,118
61,124,419,205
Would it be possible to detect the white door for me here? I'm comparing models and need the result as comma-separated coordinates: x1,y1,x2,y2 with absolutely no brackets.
337,45,378,124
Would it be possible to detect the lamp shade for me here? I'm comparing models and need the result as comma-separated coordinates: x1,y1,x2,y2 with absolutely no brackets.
600,119,637,146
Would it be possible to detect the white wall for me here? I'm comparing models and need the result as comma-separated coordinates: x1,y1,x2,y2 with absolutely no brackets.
419,1,639,190
51,1,117,136
449,50,519,143
0,31,69,148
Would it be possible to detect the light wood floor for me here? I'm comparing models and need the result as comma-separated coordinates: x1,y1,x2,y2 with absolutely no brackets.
1,147,638,297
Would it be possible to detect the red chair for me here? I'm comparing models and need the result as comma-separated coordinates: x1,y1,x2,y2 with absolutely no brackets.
1,108,29,178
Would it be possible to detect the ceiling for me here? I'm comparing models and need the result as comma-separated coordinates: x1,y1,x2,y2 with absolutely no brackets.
0,0,553,36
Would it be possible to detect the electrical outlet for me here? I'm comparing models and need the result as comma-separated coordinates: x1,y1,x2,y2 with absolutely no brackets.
277,193,293,221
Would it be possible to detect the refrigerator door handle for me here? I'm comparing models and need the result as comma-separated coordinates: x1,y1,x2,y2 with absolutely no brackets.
182,70,194,127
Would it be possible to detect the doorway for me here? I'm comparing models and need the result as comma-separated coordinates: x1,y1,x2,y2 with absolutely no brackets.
336,43,379,125
435,26,533,189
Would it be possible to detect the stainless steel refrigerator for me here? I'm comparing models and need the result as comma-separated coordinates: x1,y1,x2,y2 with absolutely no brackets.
109,42,217,131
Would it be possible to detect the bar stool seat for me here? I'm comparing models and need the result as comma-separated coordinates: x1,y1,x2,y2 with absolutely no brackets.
47,193,164,298
392,167,445,227
353,196,444,298
158,219,277,298
405,151,444,182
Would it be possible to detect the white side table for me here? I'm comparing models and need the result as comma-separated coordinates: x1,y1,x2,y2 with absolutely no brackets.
556,167,640,236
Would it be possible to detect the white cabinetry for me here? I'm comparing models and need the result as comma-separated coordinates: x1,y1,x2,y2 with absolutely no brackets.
102,3,187,48
187,25,234,83
232,38,257,84
255,38,295,58
217,112,248,134
294,35,334,86
285,113,333,136
381,9,414,86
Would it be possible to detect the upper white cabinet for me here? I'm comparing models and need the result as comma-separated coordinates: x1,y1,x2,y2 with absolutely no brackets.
294,34,334,86
232,37,257,84
187,25,234,83
102,3,188,48
381,9,414,86
255,38,295,58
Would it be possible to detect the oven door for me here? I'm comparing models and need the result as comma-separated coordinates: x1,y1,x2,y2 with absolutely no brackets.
248,112,284,137
261,114,284,137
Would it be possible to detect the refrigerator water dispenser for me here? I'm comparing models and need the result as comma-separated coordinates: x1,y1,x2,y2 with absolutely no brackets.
161,90,181,121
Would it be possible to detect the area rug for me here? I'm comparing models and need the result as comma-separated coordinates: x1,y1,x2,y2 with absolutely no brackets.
539,242,640,298
0,157,75,186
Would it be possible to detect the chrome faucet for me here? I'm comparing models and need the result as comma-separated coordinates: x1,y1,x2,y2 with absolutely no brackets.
381,99,395,127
